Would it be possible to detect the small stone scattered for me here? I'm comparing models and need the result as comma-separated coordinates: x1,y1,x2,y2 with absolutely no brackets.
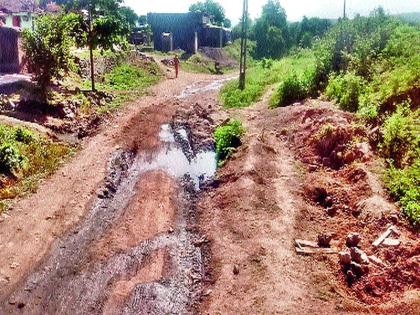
318,233,333,248
339,251,352,265
346,233,361,248
233,264,240,275
350,247,369,265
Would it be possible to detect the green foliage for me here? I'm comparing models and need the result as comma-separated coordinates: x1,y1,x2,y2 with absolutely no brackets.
254,0,289,59
223,39,256,65
0,124,73,208
289,17,332,49
270,74,305,107
381,103,419,168
105,64,159,90
385,160,420,225
0,143,26,175
189,0,229,27
221,50,315,108
214,120,244,162
326,72,366,112
15,128,35,144
22,13,76,99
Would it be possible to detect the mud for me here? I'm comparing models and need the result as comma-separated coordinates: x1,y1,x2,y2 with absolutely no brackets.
1,88,219,314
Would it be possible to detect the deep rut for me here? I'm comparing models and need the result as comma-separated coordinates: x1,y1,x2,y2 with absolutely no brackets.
1,80,222,315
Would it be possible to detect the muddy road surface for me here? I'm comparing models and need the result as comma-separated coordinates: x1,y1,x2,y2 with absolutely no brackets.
0,74,227,314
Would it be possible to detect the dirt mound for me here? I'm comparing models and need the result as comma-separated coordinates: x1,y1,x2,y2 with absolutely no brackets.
199,47,238,67
259,100,419,311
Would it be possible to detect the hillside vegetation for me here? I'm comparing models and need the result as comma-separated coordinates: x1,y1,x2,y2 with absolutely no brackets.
222,8,419,225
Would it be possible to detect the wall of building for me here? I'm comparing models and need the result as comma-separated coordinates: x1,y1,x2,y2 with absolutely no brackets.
0,26,21,73
3,13,33,29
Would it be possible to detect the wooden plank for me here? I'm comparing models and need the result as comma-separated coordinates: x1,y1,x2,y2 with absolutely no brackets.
295,239,319,249
373,226,393,247
295,247,337,255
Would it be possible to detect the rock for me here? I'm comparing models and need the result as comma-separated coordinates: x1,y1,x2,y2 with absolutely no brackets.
389,214,399,224
326,207,337,217
318,233,333,248
346,233,361,248
350,262,368,277
10,262,20,270
346,269,356,284
233,264,240,275
350,247,369,265
339,251,352,266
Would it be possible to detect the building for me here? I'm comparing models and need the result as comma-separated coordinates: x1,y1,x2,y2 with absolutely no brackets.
147,12,231,53
0,0,37,29
0,26,21,73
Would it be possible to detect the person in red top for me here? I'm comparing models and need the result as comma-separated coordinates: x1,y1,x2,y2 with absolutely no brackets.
174,55,180,79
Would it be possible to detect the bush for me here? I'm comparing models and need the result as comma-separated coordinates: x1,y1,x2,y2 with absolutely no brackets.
15,128,35,144
381,103,419,167
214,120,245,162
325,72,366,112
385,159,419,226
270,74,306,107
0,143,26,174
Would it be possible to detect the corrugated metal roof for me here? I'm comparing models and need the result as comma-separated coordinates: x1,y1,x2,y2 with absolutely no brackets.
0,0,36,13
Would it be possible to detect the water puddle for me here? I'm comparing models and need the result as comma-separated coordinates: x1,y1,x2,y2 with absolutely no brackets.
137,124,216,190
178,76,237,99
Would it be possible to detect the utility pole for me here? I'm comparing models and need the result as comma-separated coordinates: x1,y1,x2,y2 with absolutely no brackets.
239,0,248,90
343,0,347,19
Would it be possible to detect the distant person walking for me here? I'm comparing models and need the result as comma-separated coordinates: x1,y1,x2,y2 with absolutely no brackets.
174,55,180,78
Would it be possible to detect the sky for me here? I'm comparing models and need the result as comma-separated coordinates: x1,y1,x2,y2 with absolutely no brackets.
123,0,419,23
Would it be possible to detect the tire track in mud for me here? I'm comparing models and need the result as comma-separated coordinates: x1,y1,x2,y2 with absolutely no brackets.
1,81,223,314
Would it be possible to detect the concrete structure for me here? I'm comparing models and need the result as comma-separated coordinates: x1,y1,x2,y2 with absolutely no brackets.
0,26,21,73
147,12,231,53
0,0,37,29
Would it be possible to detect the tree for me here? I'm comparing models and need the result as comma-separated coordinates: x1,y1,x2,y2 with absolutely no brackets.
56,0,130,91
189,0,229,27
119,6,139,29
254,0,289,59
22,14,76,100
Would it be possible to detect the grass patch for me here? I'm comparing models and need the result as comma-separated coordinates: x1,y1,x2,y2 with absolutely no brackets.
83,62,162,113
0,124,75,213
214,120,245,163
220,49,316,108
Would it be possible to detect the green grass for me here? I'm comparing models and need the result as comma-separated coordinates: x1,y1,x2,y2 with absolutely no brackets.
214,119,245,163
220,49,316,108
0,124,75,213
83,62,162,113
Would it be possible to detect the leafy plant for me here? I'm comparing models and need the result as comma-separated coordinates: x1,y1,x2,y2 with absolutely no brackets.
326,72,366,112
385,159,420,226
214,120,245,162
381,103,419,167
15,128,35,144
0,143,27,175
22,14,76,100
270,74,306,107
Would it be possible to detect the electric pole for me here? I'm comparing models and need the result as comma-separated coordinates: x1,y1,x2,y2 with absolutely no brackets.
343,0,347,19
239,0,249,90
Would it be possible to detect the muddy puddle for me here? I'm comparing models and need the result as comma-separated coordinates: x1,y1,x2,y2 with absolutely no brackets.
2,118,215,314
139,124,216,190
178,76,237,99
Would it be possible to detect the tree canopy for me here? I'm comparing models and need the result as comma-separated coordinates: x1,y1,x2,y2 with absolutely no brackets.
189,0,230,27
254,0,289,59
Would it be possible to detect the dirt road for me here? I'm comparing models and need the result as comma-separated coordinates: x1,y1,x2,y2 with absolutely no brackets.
0,69,418,314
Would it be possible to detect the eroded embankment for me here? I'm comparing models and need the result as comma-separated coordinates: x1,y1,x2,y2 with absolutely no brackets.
1,87,220,314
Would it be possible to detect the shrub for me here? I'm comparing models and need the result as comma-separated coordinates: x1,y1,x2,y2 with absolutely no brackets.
270,74,306,108
0,143,26,174
381,103,419,167
385,159,419,226
15,128,35,144
325,72,366,112
214,120,245,162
